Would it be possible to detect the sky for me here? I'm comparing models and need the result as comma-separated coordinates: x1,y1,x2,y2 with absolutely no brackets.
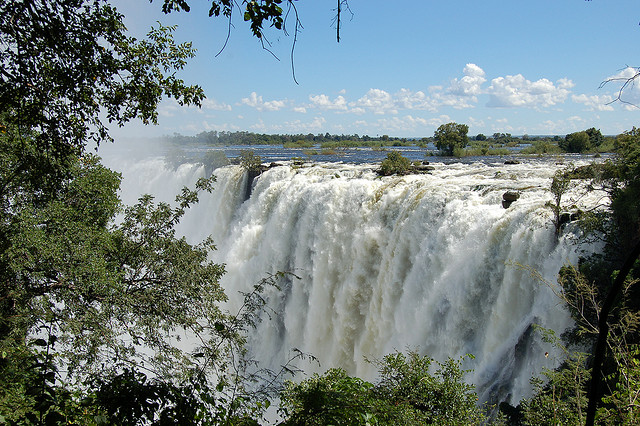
110,0,640,139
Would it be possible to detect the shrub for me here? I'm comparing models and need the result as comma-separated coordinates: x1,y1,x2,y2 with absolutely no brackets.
379,151,411,176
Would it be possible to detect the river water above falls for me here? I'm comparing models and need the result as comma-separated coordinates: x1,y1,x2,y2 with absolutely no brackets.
103,150,604,406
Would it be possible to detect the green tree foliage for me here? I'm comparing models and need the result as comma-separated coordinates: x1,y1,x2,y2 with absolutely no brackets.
201,150,231,175
0,1,204,158
0,151,233,418
165,130,408,147
434,122,469,156
519,352,591,426
239,149,264,171
279,351,485,425
586,127,605,148
279,369,377,425
560,131,591,153
0,0,263,422
378,151,412,176
516,126,640,425
546,170,571,238
610,127,640,250
155,0,288,40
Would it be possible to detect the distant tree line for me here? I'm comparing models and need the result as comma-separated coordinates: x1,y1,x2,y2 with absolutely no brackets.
164,131,410,147
164,127,616,156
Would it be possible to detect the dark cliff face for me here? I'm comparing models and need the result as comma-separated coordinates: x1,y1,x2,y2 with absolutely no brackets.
245,169,262,201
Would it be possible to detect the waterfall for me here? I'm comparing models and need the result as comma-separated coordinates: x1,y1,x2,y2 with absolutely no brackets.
107,154,602,406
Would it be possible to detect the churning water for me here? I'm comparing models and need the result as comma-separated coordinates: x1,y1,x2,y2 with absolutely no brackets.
105,151,604,406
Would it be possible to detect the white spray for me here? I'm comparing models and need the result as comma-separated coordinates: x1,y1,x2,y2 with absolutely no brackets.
107,155,601,405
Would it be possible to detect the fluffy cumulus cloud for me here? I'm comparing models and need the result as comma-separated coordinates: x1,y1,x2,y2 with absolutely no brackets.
352,89,397,115
301,65,576,115
448,63,486,97
371,114,452,132
224,64,591,137
572,94,615,111
341,88,437,115
431,92,477,109
251,116,327,133
240,92,287,111
536,116,587,134
202,98,232,111
394,89,437,111
486,74,573,108
309,94,348,111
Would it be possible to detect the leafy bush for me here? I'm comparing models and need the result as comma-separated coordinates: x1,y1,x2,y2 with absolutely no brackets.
521,140,562,155
378,151,411,176
279,351,486,425
560,131,591,153
200,150,229,171
238,149,263,171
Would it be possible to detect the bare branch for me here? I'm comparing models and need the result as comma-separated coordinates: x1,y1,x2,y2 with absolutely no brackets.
599,66,640,108
214,10,235,58
331,0,353,43
284,0,302,84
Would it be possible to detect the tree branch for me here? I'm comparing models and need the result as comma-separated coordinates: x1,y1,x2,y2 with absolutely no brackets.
585,240,640,426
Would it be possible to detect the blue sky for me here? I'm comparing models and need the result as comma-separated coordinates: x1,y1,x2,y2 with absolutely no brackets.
111,0,640,138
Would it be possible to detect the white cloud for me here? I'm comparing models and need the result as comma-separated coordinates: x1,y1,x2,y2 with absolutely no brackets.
348,88,437,114
352,89,397,115
250,118,267,132
278,116,327,133
309,94,348,111
467,116,486,130
201,120,240,132
448,63,486,97
251,116,327,133
432,93,477,109
557,78,575,90
572,94,615,111
240,92,287,111
374,115,451,132
520,116,587,135
394,89,437,111
158,99,182,117
202,98,232,111
486,74,573,108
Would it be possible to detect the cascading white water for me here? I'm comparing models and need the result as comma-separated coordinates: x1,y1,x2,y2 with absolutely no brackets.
106,153,603,406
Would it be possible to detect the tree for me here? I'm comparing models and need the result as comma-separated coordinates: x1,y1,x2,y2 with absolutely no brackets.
239,149,263,171
519,127,640,426
434,122,469,156
560,131,591,153
585,127,604,148
279,351,486,425
152,0,352,81
610,127,640,250
546,170,571,238
0,1,269,422
0,1,204,159
378,151,411,176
